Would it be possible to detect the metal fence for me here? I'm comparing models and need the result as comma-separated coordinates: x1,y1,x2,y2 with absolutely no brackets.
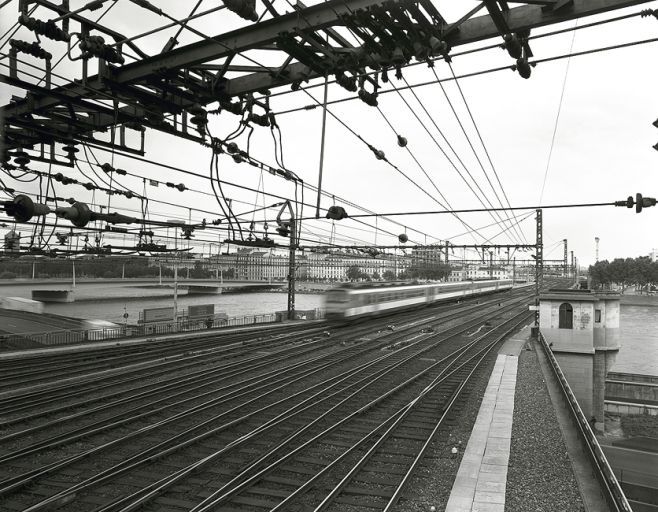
0,312,279,348
537,330,632,512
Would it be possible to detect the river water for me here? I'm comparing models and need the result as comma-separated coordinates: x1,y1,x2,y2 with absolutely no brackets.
0,280,323,324
0,281,655,376
617,305,658,376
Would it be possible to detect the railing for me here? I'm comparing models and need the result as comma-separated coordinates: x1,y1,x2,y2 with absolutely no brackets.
537,330,632,512
0,313,281,348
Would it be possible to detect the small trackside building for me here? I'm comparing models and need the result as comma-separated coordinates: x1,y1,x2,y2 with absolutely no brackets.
539,289,621,432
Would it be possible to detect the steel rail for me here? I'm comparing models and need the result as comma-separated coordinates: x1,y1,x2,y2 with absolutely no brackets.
3,297,504,498
91,297,532,512
203,311,533,512
1,288,531,510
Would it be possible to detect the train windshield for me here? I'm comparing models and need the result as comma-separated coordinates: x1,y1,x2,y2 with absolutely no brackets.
326,289,350,303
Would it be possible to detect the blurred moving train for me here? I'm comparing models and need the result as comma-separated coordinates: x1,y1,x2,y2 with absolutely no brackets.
324,279,514,320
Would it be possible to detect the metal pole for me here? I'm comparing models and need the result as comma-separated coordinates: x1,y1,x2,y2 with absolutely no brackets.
563,239,568,278
315,75,329,218
535,209,543,326
287,217,296,320
173,263,178,324
72,259,76,288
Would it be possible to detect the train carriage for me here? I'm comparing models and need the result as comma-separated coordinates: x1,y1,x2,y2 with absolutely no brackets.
324,279,513,320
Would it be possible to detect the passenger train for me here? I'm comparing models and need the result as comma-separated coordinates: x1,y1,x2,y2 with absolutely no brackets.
324,279,514,320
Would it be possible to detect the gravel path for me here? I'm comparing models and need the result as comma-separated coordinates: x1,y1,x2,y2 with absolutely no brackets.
506,342,585,512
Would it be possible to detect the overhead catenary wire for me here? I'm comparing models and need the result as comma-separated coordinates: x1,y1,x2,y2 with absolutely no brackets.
386,76,521,244
440,63,528,244
538,20,578,206
274,34,658,116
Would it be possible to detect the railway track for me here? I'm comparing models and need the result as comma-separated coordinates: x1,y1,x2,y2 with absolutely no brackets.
0,287,534,512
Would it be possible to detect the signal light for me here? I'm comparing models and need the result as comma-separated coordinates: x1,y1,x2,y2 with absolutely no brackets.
222,0,258,22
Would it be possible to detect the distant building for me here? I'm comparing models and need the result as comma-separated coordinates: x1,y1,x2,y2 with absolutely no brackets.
3,230,20,252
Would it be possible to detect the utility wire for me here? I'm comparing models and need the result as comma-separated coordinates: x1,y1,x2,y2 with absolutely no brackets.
442,63,528,244
539,20,578,205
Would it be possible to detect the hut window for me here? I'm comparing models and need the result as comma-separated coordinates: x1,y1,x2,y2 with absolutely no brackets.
559,303,573,329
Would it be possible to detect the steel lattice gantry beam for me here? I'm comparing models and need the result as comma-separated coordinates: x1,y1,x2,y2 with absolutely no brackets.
1,0,653,159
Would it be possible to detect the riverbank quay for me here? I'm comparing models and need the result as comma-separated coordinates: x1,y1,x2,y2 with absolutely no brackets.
445,326,609,511
0,316,325,361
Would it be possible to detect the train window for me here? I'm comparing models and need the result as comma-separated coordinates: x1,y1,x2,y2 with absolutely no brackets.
559,303,573,329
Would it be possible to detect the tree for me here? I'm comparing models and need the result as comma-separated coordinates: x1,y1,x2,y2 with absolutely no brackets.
382,270,396,281
346,265,362,281
372,271,381,281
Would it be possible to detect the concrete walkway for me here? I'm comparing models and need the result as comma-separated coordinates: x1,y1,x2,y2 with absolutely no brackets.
445,354,518,512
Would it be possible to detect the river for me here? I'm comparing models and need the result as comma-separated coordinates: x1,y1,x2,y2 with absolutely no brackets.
0,281,655,376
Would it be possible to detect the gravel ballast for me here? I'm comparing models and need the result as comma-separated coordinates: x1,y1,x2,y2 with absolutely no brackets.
506,342,585,512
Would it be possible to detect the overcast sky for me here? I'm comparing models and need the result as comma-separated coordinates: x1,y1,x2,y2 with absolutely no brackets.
1,0,657,267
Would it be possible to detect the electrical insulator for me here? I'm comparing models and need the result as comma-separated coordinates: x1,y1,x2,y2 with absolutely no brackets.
232,154,243,164
358,88,378,107
84,182,96,190
18,14,70,42
335,72,357,92
276,226,290,237
222,0,258,21
391,46,406,66
326,206,348,220
429,36,448,55
13,151,30,167
175,183,186,192
397,135,407,147
635,193,657,213
398,233,408,243
516,58,531,79
226,142,239,154
219,100,243,116
249,113,270,127
80,35,124,64
413,41,427,60
290,81,301,91
62,144,79,160
503,34,523,59
10,39,51,60
3,194,50,222
370,146,385,160
55,202,92,227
